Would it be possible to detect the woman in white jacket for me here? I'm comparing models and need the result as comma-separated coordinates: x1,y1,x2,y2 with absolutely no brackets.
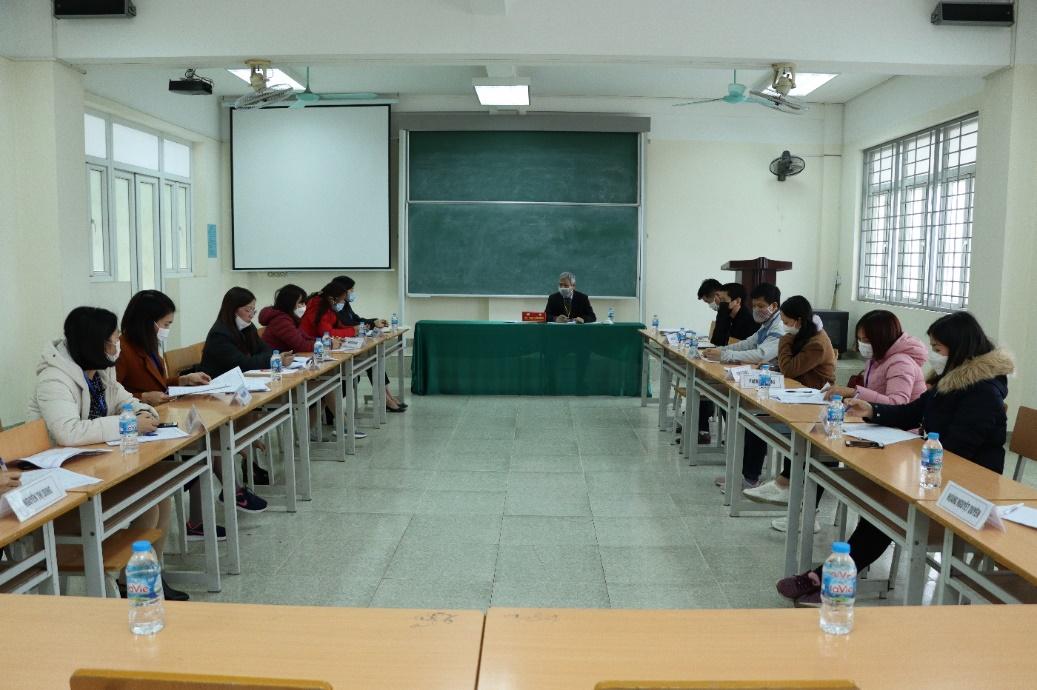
27,306,188,601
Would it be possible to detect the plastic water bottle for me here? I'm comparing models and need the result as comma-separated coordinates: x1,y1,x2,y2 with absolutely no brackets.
358,322,367,339
270,350,283,383
708,416,719,443
126,540,165,635
390,312,399,333
119,403,139,455
921,432,944,489
651,314,660,334
607,307,615,324
757,364,772,400
677,327,686,348
322,332,332,360
824,395,846,440
820,541,856,635
313,338,324,366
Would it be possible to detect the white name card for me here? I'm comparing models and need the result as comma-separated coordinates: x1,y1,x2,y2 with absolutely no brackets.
937,481,1004,531
186,404,206,434
724,365,752,381
2,473,67,523
233,386,253,407
737,371,785,389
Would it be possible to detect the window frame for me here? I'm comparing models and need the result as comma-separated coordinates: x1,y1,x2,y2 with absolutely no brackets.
86,163,112,279
856,113,978,312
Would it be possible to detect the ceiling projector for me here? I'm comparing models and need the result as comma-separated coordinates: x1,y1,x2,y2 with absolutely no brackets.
169,69,213,96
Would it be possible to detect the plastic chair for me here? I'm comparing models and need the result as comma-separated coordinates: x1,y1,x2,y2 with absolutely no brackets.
1010,406,1037,482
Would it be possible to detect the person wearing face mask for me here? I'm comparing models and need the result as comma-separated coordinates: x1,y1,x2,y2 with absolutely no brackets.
824,310,927,406
777,311,1013,607
259,284,340,353
331,276,407,413
27,308,187,599
711,282,760,346
116,290,211,406
200,287,279,378
545,272,596,324
299,282,358,340
702,283,786,364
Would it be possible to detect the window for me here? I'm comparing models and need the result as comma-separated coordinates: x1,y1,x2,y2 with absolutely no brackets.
857,114,977,311
85,113,193,285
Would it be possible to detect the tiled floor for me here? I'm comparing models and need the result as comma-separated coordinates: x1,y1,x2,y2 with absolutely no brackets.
158,390,1032,611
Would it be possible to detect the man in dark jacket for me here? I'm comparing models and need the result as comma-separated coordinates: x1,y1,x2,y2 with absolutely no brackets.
545,272,596,324
712,282,760,345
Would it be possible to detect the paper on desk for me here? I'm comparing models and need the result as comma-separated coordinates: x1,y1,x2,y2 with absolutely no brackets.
20,467,101,491
842,424,919,446
168,367,246,398
244,377,272,392
105,426,191,446
998,504,1037,530
769,388,827,405
17,446,112,469
167,382,233,397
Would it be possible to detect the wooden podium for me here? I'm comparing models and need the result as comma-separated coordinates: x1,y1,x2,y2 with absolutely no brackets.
722,257,792,294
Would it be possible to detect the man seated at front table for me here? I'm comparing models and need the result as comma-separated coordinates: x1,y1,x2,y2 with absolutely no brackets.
702,282,785,364
545,272,597,324
712,282,761,345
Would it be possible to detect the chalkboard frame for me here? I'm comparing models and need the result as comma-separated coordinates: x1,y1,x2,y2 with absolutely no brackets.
402,129,644,299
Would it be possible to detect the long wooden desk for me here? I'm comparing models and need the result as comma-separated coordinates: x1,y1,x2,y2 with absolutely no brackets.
0,492,85,594
0,594,484,690
918,498,1037,604
477,606,1037,689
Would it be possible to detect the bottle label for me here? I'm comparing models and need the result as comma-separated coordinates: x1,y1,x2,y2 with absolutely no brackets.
127,570,163,603
922,447,944,469
827,406,844,422
822,566,856,601
119,417,137,435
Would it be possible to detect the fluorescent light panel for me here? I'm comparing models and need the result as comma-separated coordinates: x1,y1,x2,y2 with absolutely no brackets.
473,81,530,106
764,72,837,97
228,68,303,91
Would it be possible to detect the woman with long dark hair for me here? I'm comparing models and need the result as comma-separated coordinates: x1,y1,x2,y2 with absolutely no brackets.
777,311,1013,606
299,281,356,340
200,287,276,377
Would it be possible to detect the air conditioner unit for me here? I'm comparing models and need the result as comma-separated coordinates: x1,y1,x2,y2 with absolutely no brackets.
931,2,1013,26
54,0,136,18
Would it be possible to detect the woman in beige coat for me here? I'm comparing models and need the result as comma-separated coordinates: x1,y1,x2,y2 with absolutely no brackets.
27,306,188,600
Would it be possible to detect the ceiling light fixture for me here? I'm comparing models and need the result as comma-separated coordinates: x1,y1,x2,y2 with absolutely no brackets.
473,78,530,106
228,67,303,91
763,72,837,98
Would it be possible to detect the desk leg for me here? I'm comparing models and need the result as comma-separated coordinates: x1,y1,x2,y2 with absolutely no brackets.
397,336,406,404
219,425,241,575
334,371,346,462
784,433,807,577
723,391,741,508
798,456,818,573
344,358,356,456
199,438,222,592
295,382,312,501
77,497,105,597
640,343,650,407
376,341,388,426
40,522,59,595
281,392,297,513
903,506,930,605
686,367,700,464
934,529,954,605
657,360,671,431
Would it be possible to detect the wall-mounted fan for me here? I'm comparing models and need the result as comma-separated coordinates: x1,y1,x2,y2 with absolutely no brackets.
289,67,379,108
674,65,807,115
233,59,295,110
769,150,806,181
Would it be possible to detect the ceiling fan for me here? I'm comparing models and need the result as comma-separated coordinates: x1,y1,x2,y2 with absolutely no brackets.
289,67,379,108
674,64,807,115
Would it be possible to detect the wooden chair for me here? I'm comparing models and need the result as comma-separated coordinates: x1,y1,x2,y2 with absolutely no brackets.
71,669,332,690
165,342,205,377
0,418,50,461
57,527,163,598
1010,406,1037,482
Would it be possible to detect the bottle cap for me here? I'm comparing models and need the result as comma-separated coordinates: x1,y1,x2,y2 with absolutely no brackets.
273,350,280,355
832,541,851,554
928,432,940,440
132,540,152,553
832,395,842,401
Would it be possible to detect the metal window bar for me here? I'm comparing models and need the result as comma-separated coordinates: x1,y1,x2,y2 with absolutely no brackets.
857,114,977,311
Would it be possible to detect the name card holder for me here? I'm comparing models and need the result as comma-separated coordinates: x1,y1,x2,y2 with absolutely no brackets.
937,480,1004,531
724,365,752,381
2,473,67,523
233,386,253,407
186,405,207,434
737,371,785,389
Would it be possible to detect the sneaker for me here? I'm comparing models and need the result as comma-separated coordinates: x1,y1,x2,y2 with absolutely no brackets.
714,475,726,487
794,590,822,608
742,479,790,506
776,571,821,601
352,429,368,440
771,514,821,534
185,521,227,542
720,477,759,495
221,487,267,513
698,431,711,444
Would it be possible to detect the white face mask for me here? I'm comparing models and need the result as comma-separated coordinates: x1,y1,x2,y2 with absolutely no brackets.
929,350,948,375
752,306,773,324
559,287,574,299
858,342,874,360
106,340,121,364
294,305,306,319
156,325,171,343
348,292,358,303
235,315,251,331
785,325,799,335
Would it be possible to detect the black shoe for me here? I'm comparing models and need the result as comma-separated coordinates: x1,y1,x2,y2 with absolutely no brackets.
324,406,335,426
163,577,190,601
252,462,270,486
396,402,408,410
185,521,227,542
219,487,268,513
386,405,406,413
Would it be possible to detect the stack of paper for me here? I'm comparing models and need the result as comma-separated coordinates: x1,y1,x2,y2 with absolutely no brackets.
998,504,1037,530
17,446,112,469
168,381,233,397
769,388,827,405
105,426,191,447
20,468,101,490
842,424,919,446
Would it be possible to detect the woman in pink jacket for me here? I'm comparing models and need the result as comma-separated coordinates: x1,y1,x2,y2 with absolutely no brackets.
826,310,928,404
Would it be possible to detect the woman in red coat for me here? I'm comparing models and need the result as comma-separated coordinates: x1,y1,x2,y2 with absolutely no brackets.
259,284,342,353
300,282,357,339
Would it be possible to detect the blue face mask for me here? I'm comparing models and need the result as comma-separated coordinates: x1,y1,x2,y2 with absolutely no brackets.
332,302,345,312
348,292,358,303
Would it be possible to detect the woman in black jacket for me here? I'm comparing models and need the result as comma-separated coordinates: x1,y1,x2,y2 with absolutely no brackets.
200,287,275,377
776,311,1013,606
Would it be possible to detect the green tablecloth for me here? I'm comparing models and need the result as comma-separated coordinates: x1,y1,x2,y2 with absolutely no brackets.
411,320,645,396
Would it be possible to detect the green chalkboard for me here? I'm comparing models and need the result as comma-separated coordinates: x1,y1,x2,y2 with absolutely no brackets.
406,130,640,296
407,204,638,296
409,131,638,203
